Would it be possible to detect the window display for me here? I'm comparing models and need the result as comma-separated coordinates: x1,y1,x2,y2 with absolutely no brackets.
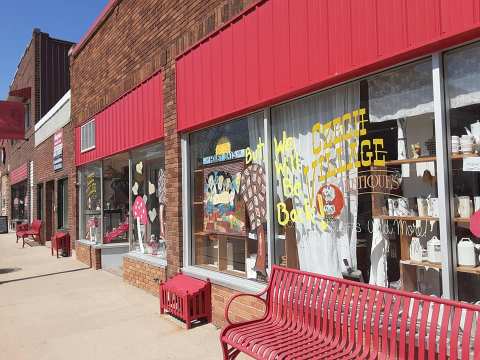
11,180,28,221
271,59,442,295
79,163,101,243
189,112,266,280
445,42,480,302
130,143,166,258
103,153,129,243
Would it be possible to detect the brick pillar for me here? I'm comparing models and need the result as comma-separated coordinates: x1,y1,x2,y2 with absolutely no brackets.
164,64,183,278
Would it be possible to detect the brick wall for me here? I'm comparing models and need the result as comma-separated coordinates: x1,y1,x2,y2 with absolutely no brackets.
34,121,76,245
2,29,73,224
211,284,266,328
75,241,102,269
123,256,167,295
70,0,262,325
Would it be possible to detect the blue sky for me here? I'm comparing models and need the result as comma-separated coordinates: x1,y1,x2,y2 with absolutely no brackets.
0,1,108,98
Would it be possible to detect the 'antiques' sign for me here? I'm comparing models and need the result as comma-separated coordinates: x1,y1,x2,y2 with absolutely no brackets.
53,130,63,171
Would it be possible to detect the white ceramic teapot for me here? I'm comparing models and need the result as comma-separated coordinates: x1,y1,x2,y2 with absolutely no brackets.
457,237,477,267
427,236,441,263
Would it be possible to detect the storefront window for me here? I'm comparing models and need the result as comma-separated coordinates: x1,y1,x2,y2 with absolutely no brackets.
103,153,129,243
271,60,441,295
445,43,480,302
79,163,101,243
131,143,166,258
189,112,266,281
11,180,28,221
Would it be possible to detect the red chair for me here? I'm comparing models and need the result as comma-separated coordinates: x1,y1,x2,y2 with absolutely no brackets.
51,232,71,258
16,220,42,247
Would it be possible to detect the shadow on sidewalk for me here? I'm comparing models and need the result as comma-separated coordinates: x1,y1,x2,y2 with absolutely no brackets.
0,267,90,285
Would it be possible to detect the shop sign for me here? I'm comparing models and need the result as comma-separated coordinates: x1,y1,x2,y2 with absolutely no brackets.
53,130,63,171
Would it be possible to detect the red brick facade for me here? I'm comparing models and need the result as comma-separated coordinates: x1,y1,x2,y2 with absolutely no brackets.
76,241,102,270
34,120,76,246
70,0,263,326
123,256,167,295
1,29,73,238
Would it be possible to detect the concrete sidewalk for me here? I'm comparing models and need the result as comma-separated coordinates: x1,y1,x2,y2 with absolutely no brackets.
0,233,244,360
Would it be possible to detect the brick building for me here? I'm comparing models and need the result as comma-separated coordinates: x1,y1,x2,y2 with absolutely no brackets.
33,91,76,246
71,0,480,329
0,29,73,241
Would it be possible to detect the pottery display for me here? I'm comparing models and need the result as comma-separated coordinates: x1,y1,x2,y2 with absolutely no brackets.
457,238,478,267
458,196,473,218
393,198,410,216
417,198,428,217
452,136,460,154
427,197,439,217
474,196,480,212
427,236,441,263
460,135,474,154
410,237,423,262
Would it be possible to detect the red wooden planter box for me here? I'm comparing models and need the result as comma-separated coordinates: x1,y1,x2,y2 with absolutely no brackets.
159,274,212,329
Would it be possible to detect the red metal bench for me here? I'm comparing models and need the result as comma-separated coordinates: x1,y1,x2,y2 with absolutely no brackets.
16,220,42,248
220,265,480,360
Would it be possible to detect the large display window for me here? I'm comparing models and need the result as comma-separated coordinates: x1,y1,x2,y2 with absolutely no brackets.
103,153,129,244
271,60,442,295
180,40,480,302
79,163,102,243
445,42,480,302
130,143,166,258
189,112,267,281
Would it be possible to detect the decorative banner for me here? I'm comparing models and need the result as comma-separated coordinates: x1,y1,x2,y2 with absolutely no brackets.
203,160,246,235
53,130,63,171
0,101,24,140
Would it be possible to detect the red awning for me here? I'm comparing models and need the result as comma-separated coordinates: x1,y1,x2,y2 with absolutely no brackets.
10,163,28,185
0,101,25,140
9,87,31,99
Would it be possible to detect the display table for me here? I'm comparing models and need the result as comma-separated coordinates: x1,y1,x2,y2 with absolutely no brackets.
159,273,211,329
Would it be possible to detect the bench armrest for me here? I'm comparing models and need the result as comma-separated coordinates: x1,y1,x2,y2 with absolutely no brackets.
225,290,268,326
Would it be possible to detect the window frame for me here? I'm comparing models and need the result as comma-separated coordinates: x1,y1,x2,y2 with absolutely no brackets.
80,119,96,153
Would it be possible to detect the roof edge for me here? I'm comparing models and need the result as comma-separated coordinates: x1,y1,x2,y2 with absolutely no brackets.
70,0,121,57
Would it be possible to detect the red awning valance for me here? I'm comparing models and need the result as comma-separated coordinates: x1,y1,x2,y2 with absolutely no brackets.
9,87,31,100
10,163,28,185
0,101,25,140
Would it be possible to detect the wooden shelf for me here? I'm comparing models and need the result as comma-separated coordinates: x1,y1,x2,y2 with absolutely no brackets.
384,154,478,166
385,157,436,166
457,266,480,274
375,215,470,223
400,259,442,270
194,231,246,238
375,215,438,221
